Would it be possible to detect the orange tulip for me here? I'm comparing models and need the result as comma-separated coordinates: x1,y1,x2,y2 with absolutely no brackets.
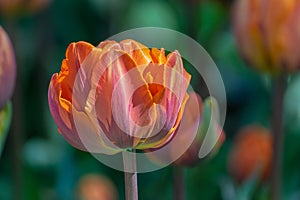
0,26,16,110
232,0,300,72
48,39,191,154
228,125,273,183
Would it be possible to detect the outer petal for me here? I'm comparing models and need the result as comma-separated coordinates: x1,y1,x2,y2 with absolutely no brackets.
0,26,16,110
69,46,126,153
95,49,138,149
48,41,94,151
48,74,86,150
58,41,94,104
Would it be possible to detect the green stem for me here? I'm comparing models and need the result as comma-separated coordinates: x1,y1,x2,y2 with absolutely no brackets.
123,150,138,200
270,73,287,200
173,166,186,200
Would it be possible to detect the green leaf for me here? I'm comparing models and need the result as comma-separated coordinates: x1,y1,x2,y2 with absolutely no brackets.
235,170,260,200
0,102,12,156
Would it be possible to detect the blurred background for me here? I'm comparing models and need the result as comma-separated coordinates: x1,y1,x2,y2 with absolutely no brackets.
1,0,300,199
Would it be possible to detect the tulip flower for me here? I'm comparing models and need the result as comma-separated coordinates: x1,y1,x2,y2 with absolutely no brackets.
0,0,51,16
48,39,191,154
232,0,300,72
233,1,297,198
228,125,273,183
0,26,16,110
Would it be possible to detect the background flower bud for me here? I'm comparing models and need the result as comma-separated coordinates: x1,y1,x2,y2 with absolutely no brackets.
173,94,225,167
232,0,300,72
76,174,118,200
0,0,51,16
228,125,273,183
0,26,16,110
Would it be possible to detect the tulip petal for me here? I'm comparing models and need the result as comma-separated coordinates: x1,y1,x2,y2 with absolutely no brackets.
97,40,118,49
120,39,152,66
48,41,94,151
138,93,190,150
71,107,119,154
165,51,191,101
144,52,190,132
48,74,86,151
94,49,136,130
150,48,167,65
58,41,94,103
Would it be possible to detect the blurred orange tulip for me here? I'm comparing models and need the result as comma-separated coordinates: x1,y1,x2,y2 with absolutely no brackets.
0,26,16,110
233,0,300,72
48,39,191,154
77,174,118,200
228,125,273,183
0,0,51,16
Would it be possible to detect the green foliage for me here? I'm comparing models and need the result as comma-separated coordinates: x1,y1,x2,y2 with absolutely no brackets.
0,102,12,156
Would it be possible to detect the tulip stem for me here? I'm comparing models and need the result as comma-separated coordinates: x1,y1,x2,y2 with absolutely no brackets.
270,72,287,200
123,149,138,200
173,166,186,200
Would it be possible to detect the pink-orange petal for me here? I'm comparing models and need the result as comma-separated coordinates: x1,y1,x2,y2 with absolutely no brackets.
150,48,167,64
58,41,94,102
120,39,152,66
48,74,87,151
